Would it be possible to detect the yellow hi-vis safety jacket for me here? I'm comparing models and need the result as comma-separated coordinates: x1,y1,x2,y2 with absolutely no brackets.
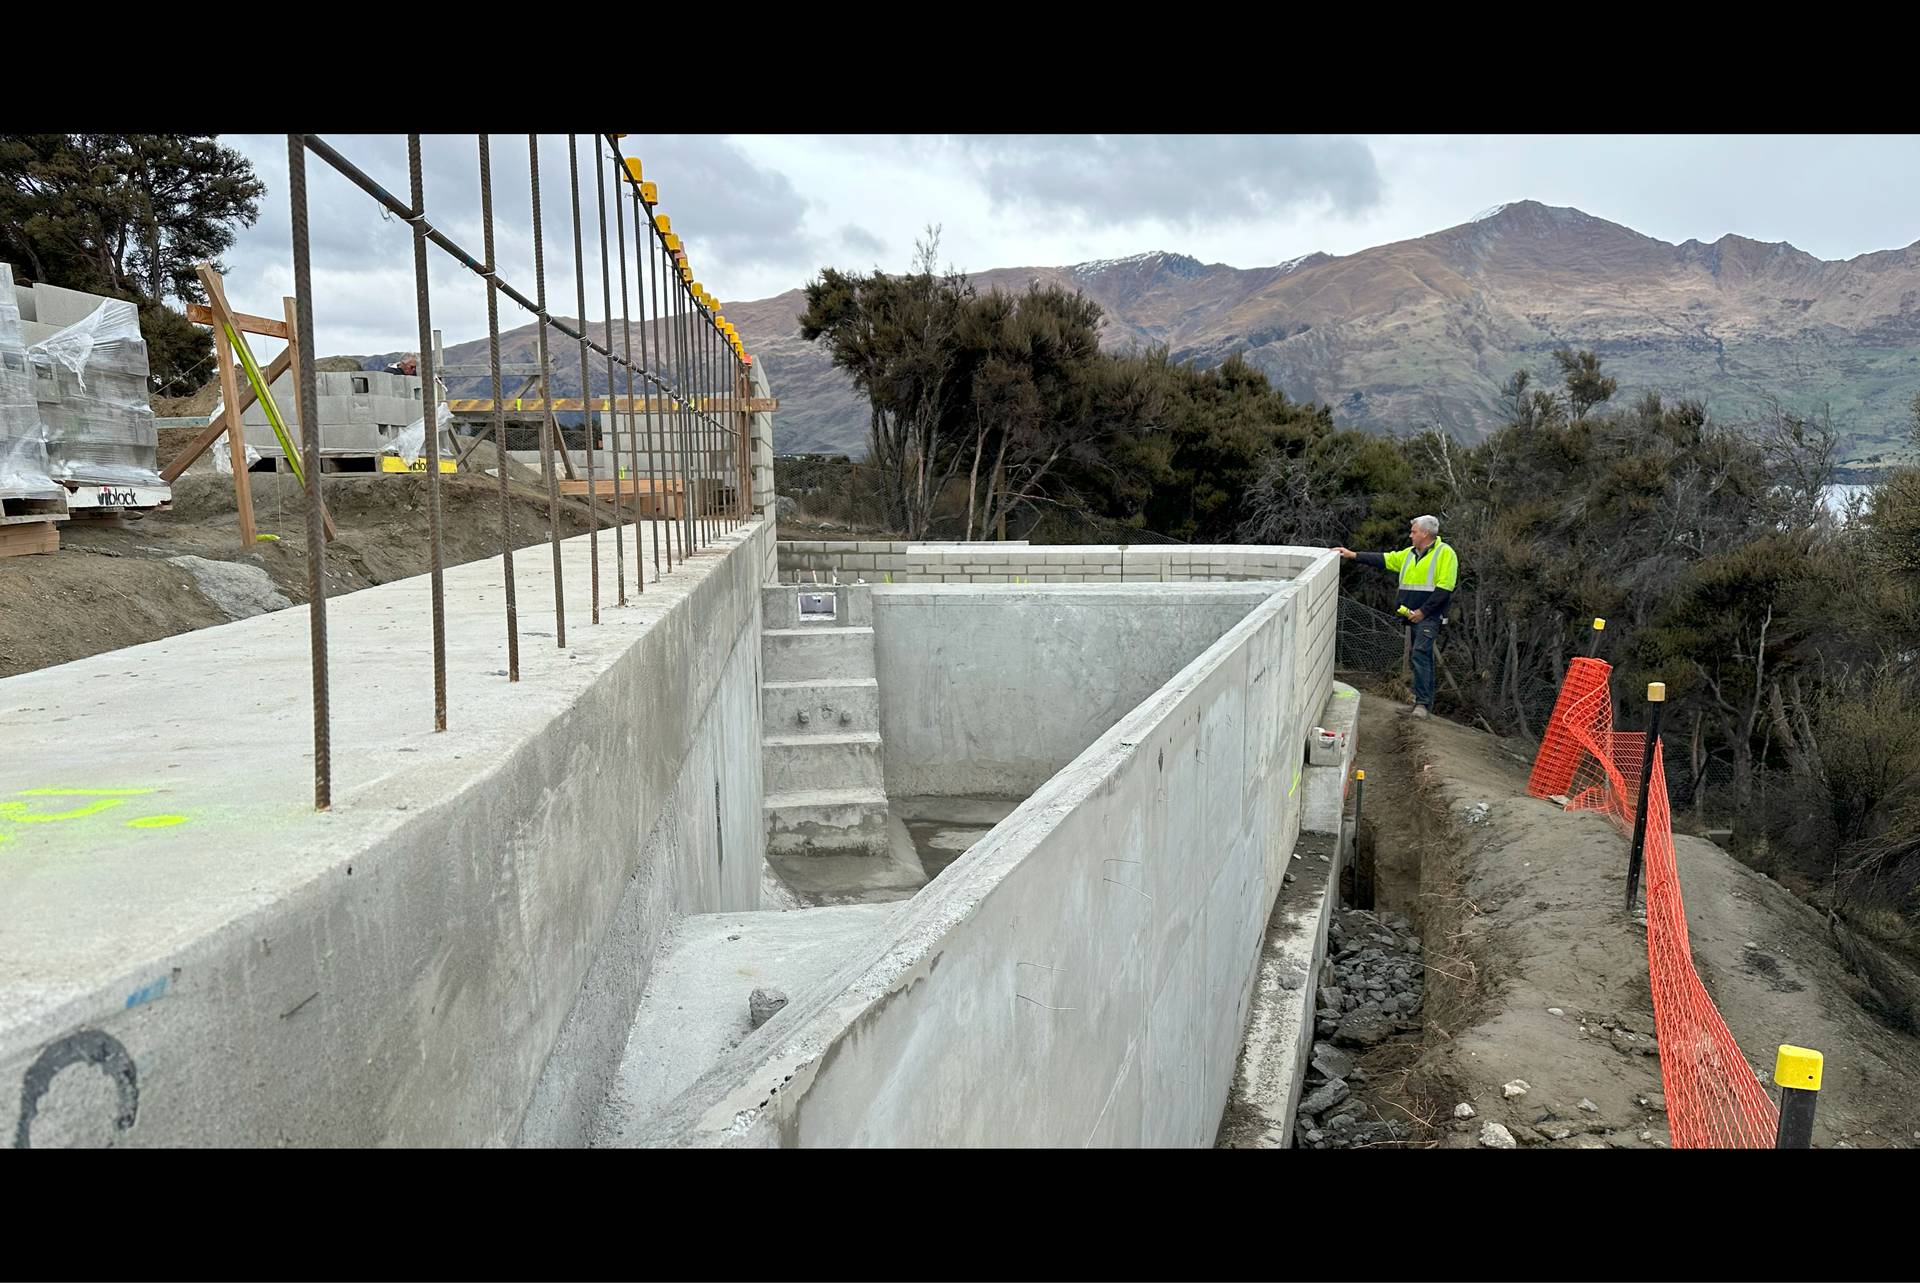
1379,539,1458,617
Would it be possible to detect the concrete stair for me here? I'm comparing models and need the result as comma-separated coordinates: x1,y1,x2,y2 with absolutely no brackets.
760,582,889,857
763,786,892,857
761,678,881,736
763,732,883,795
762,627,875,682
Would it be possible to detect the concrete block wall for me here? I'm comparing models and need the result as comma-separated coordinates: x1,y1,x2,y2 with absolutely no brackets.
640,571,1330,1147
240,370,424,456
0,519,775,1147
778,540,1321,586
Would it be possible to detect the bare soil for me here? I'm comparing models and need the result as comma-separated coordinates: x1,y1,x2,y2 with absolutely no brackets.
1384,694,1920,1149
0,454,612,680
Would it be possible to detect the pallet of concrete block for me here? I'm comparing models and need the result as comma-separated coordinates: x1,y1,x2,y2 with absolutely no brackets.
21,283,171,519
0,264,66,557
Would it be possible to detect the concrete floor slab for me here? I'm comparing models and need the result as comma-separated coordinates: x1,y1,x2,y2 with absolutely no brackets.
593,902,898,1145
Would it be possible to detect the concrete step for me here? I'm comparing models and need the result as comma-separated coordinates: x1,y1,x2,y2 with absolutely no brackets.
761,582,872,629
762,732,883,795
761,678,881,736
762,626,875,682
765,786,891,857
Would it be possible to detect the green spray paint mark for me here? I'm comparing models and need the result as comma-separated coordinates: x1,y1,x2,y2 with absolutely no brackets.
0,798,128,823
1289,766,1301,797
2,787,189,839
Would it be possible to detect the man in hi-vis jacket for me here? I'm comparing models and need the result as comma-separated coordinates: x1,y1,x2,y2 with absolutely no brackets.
1334,514,1458,719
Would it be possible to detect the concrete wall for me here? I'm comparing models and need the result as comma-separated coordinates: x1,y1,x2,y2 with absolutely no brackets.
639,563,1333,1146
749,359,773,514
779,540,1318,584
0,519,774,1147
872,583,1279,797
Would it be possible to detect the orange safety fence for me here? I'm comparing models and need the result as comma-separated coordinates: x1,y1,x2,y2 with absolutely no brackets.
1526,658,1779,1148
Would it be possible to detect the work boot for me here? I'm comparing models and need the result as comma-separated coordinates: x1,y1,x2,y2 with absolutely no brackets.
1411,705,1431,720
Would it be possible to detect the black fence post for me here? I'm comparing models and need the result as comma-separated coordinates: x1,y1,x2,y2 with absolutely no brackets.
1773,1045,1822,1148
1626,681,1666,913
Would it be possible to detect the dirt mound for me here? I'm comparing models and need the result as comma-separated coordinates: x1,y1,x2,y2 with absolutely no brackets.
151,379,219,417
0,464,615,680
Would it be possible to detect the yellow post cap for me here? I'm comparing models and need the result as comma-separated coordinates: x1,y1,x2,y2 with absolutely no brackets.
623,157,643,184
1593,617,1606,631
640,181,658,204
611,133,627,139
1648,682,1667,703
680,265,692,282
663,233,681,252
1354,769,1365,781
654,214,671,234
1774,1044,1823,1091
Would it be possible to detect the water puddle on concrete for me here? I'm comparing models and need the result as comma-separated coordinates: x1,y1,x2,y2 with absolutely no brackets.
766,795,1023,907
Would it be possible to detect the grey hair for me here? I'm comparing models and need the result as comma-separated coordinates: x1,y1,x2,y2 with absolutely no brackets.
1413,514,1440,536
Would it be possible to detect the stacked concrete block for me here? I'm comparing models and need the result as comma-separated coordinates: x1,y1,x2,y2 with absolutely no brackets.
749,358,774,513
26,292,161,488
240,369,423,457
775,540,1328,587
0,264,62,501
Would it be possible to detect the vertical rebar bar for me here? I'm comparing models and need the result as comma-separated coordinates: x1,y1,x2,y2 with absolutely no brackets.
529,135,566,648
674,245,696,554
407,135,448,731
567,136,600,626
628,180,664,582
612,145,643,595
647,222,676,567
478,134,519,680
594,140,627,607
631,184,667,579
287,136,331,810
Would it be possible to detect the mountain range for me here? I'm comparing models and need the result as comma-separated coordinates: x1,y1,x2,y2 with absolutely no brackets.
361,201,1920,467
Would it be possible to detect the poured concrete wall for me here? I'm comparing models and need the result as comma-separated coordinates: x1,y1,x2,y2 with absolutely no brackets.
0,519,773,1147
872,583,1278,797
639,560,1335,1146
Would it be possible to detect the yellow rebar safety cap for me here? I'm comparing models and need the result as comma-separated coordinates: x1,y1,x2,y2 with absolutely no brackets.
654,214,671,234
623,158,643,184
640,181,657,204
1774,1045,1823,1091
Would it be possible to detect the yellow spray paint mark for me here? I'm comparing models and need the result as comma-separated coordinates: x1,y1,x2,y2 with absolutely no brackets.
2,787,189,839
0,798,128,823
1289,766,1301,797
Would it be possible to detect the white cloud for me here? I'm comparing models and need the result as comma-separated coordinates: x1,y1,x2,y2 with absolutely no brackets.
215,133,1920,355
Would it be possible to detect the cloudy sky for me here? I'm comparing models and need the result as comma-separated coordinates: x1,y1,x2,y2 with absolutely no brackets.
218,134,1920,356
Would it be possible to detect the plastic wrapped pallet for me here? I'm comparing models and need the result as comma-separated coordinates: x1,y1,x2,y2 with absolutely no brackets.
0,263,62,502
29,298,164,488
381,401,456,460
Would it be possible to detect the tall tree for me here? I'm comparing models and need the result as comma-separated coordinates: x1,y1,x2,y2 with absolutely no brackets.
0,134,263,393
799,227,974,539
